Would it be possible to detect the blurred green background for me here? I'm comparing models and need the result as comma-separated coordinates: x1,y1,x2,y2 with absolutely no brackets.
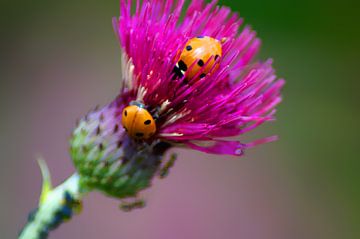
0,0,359,238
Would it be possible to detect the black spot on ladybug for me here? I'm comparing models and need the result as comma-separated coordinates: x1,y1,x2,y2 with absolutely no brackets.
178,60,188,71
198,59,204,66
136,132,144,137
199,73,206,78
144,119,151,125
215,55,219,60
124,110,127,116
197,36,204,38
186,45,192,51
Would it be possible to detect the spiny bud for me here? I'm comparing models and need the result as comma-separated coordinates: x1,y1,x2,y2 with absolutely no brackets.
70,99,171,199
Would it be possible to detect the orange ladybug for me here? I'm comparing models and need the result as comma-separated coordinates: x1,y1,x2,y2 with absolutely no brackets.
121,101,156,140
173,36,222,80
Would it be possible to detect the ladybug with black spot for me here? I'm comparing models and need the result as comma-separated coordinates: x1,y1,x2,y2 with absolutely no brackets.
173,36,223,81
121,101,156,140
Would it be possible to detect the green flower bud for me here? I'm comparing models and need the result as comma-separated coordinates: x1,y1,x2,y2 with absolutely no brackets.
70,99,171,199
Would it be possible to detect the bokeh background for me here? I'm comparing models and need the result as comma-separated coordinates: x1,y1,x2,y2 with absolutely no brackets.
1,0,359,238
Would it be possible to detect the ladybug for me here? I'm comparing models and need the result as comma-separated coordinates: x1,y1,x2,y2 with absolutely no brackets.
121,101,156,140
173,36,222,80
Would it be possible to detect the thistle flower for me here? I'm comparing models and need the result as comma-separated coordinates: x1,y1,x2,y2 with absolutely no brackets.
112,0,285,156
19,1,284,238
70,0,284,198
69,0,284,201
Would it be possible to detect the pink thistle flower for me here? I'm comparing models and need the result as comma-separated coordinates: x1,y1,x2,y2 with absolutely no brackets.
113,0,284,156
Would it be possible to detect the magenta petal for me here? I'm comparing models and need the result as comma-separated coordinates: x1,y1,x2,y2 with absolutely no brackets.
245,135,279,148
185,140,246,156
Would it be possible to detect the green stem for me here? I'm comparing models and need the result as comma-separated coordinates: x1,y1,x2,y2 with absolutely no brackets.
19,173,83,239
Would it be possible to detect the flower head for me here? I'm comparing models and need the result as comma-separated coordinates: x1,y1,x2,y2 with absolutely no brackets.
70,0,284,201
113,0,285,156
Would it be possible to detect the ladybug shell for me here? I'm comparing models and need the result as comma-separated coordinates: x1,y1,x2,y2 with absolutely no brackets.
121,105,156,140
178,36,222,80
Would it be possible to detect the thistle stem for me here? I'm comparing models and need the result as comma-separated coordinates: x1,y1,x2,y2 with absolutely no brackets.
19,173,84,239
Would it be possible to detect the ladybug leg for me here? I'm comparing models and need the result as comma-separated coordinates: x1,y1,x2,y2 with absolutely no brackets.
119,197,146,212
158,153,177,179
